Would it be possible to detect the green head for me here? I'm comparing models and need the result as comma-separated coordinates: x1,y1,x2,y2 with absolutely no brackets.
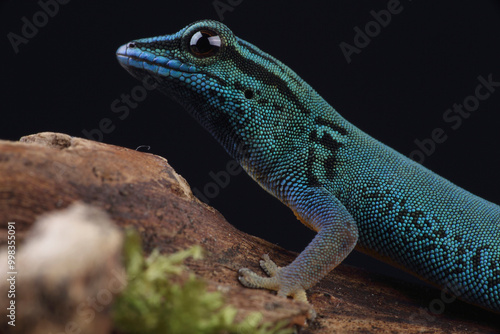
116,20,318,174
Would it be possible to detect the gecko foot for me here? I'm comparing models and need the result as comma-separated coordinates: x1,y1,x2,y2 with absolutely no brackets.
259,254,280,276
238,254,308,303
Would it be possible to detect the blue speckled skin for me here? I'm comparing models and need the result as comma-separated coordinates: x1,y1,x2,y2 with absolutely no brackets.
117,20,500,312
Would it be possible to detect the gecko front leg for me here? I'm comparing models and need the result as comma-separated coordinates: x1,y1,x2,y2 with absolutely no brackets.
239,187,359,303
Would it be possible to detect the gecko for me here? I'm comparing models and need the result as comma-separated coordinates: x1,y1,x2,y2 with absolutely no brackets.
116,19,500,313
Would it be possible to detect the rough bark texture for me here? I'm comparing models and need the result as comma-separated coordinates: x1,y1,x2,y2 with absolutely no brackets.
0,132,498,333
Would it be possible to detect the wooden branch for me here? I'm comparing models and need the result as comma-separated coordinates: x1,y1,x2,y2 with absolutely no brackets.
0,132,497,333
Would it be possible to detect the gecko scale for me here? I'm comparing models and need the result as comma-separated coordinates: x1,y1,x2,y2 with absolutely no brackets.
116,20,499,313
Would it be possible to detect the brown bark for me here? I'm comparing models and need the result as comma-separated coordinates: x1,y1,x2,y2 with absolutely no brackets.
0,132,498,333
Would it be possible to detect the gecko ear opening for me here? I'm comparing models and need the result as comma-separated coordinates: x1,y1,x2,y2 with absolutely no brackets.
244,89,254,99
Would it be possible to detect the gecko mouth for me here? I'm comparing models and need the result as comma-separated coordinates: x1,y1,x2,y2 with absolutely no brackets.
116,43,197,80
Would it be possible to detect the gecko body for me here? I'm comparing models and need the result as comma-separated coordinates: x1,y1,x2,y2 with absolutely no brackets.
116,20,500,312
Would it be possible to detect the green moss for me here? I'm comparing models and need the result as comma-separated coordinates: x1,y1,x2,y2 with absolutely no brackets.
113,230,295,334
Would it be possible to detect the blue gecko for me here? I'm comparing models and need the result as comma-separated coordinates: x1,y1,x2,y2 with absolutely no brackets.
116,20,500,313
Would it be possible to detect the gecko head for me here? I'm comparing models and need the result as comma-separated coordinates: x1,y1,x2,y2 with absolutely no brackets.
116,20,311,163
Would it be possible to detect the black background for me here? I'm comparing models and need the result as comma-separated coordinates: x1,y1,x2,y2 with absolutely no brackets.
2,1,500,285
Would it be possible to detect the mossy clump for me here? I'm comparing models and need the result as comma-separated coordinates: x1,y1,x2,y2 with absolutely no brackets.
113,230,295,334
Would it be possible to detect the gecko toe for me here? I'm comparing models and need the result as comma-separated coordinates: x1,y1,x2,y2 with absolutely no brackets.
259,254,280,276
238,267,279,290
238,268,260,288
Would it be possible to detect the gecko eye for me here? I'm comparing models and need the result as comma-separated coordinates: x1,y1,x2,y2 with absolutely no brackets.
189,30,221,58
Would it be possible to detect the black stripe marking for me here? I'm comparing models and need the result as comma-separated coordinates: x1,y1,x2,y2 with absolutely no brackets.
309,129,318,142
488,270,500,289
472,245,490,272
306,146,321,186
320,132,343,152
239,41,304,88
233,81,245,92
315,116,347,135
207,111,245,158
227,45,311,116
273,104,284,112
238,40,281,67
324,155,340,180
206,88,226,106
306,128,346,183
322,134,343,180
203,72,228,88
